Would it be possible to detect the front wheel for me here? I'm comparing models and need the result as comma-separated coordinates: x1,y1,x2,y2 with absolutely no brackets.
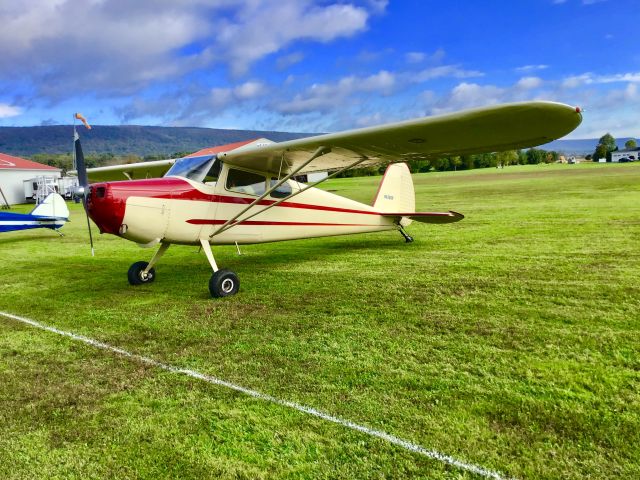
128,261,156,285
209,269,239,298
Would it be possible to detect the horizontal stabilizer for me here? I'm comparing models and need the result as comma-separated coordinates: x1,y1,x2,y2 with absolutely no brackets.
381,211,464,224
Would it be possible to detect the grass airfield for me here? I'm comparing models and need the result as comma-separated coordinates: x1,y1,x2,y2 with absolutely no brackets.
1,162,639,479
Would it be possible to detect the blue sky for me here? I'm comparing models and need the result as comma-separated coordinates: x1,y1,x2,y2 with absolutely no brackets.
0,0,638,139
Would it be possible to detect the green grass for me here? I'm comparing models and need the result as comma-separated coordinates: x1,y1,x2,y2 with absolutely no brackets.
1,162,639,479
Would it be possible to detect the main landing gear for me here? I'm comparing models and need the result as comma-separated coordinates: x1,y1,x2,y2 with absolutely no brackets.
200,239,239,297
398,225,414,243
127,242,169,286
127,240,239,298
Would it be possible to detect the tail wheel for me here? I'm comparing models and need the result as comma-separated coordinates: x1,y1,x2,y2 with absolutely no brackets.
128,261,156,285
209,269,239,298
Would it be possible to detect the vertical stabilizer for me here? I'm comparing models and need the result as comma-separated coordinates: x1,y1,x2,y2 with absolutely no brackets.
31,193,69,219
372,163,415,213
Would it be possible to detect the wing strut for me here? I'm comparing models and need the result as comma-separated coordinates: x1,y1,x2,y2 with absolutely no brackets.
210,156,367,238
209,146,332,238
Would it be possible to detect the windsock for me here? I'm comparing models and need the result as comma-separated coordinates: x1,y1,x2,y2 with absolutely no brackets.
74,112,91,129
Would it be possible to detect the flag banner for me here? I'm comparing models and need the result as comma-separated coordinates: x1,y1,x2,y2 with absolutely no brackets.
74,112,91,129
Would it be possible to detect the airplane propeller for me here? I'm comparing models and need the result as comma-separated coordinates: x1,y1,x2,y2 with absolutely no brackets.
73,126,95,256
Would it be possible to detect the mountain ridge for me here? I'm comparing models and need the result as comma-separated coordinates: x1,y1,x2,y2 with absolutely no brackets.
0,124,636,158
0,125,317,157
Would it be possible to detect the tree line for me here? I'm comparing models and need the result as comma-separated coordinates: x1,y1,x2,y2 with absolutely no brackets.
337,148,560,177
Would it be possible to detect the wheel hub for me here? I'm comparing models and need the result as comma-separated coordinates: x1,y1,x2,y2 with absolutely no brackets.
221,278,234,293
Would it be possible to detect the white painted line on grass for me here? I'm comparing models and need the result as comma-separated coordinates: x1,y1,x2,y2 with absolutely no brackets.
1,311,511,480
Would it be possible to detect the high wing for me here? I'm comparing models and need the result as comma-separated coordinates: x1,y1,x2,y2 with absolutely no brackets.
219,101,582,175
73,139,267,182
74,158,176,182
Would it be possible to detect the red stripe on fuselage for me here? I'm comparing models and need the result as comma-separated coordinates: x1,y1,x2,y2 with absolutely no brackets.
186,219,374,227
135,177,383,215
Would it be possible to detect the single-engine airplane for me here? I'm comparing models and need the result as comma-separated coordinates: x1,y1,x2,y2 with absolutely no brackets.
72,101,582,298
0,193,69,234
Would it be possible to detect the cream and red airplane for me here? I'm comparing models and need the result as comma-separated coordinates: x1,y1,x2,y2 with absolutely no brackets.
74,101,582,297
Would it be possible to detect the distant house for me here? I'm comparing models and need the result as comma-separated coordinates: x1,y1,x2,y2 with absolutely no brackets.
0,152,61,205
611,148,640,163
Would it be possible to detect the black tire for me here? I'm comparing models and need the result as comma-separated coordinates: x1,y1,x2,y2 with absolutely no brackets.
209,269,239,298
128,261,156,285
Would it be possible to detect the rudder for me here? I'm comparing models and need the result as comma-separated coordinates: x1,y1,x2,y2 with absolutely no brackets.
31,193,69,219
372,163,415,213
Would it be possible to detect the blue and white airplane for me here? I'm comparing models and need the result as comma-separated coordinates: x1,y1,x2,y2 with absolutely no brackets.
0,193,69,234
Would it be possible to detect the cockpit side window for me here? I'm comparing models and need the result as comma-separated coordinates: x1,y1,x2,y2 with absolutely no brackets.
204,159,221,185
270,178,292,198
226,168,266,196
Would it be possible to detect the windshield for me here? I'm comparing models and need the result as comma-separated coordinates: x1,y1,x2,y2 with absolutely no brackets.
164,155,217,183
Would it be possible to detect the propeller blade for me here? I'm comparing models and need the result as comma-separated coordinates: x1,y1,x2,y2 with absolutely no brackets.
74,130,89,189
74,128,95,256
83,196,95,257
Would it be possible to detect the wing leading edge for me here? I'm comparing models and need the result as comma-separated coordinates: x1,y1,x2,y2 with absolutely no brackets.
219,101,582,175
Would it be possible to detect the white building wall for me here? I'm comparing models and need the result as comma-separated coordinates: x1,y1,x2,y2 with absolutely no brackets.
0,170,61,205
611,150,638,162
307,171,329,183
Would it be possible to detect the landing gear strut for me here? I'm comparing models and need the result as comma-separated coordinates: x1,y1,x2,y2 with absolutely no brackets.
398,225,414,243
200,239,240,298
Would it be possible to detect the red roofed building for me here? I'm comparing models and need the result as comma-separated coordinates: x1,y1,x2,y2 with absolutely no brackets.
0,152,61,205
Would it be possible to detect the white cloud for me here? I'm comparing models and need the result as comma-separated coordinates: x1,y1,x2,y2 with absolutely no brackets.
562,72,640,88
430,82,506,114
516,77,543,90
0,1,376,97
213,1,370,75
276,52,305,70
515,64,549,72
233,81,266,99
412,65,483,83
405,52,426,64
276,70,396,114
207,80,267,108
0,103,22,118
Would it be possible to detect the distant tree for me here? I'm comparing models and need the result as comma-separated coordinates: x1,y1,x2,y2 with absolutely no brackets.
406,159,430,173
495,150,518,167
592,133,618,162
526,148,545,164
471,153,495,168
599,133,617,151
594,143,609,162
462,155,475,170
625,138,637,150
545,151,559,163
517,150,528,165
585,154,592,161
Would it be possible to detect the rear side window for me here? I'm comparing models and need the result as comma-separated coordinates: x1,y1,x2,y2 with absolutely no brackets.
226,169,266,196
270,178,292,198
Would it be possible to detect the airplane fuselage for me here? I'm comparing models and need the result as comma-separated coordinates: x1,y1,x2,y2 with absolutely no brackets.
88,176,397,247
